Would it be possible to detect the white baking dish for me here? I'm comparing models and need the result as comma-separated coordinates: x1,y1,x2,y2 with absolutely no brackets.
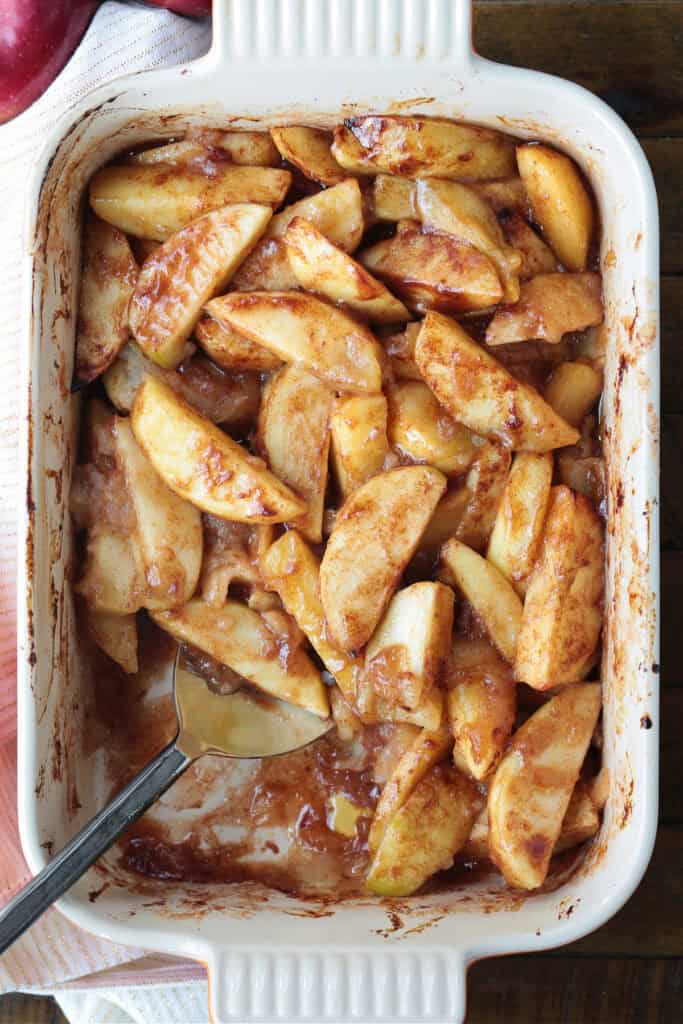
17,1,659,1020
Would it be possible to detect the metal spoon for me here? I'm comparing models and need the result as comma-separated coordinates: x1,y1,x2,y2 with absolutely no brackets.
0,649,333,954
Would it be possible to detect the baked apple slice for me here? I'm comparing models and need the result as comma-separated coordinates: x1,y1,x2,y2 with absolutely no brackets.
415,178,522,302
320,466,446,652
360,221,503,314
233,178,364,291
514,487,604,687
488,682,601,888
152,599,329,718
270,125,345,185
330,394,389,499
257,365,333,543
205,291,382,394
516,143,594,271
332,116,515,180
485,273,603,346
368,726,453,856
365,582,454,710
487,452,554,590
366,763,482,896
89,162,289,240
414,312,579,451
284,217,409,323
440,539,523,665
74,214,137,385
131,376,306,524
129,203,272,369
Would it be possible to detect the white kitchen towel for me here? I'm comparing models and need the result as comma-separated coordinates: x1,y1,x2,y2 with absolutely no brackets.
0,0,211,1000
56,980,210,1024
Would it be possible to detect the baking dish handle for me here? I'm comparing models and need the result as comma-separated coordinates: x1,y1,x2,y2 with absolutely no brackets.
210,0,474,66
207,947,468,1023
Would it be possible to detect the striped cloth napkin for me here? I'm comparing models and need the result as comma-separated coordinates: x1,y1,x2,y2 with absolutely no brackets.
0,0,211,1000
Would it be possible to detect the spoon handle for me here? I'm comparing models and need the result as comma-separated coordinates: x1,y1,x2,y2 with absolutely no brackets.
0,739,190,955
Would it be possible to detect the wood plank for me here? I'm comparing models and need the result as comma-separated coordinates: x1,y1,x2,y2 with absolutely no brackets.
0,994,66,1023
661,551,681,684
661,414,681,550
641,139,682,276
474,1,683,138
661,689,682,823
467,955,683,1023
558,826,682,957
661,276,681,414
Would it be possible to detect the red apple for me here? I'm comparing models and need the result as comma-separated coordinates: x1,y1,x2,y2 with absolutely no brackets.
141,0,211,15
0,0,101,125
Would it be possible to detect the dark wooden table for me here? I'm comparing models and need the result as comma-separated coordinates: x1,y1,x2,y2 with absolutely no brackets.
1,1,679,1021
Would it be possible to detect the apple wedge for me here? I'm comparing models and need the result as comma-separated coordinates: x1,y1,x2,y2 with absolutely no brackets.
383,321,422,380
455,444,512,551
85,608,138,675
263,534,442,731
131,131,280,168
365,582,454,710
211,131,280,166
387,380,478,476
130,376,306,523
204,292,382,394
419,487,470,552
151,599,329,718
257,365,333,542
446,638,516,780
371,175,416,221
75,529,145,615
114,417,202,610
359,221,503,314
104,343,260,426
488,682,601,889
270,125,345,185
356,678,445,731
74,214,137,385
487,452,554,588
415,178,522,303
284,217,410,323
332,116,515,180
368,726,453,856
515,487,604,688
330,394,389,499
366,763,482,896
499,211,557,279
485,273,603,346
440,539,523,665
516,143,594,271
320,466,446,652
261,530,364,704
194,315,282,372
89,163,290,240
129,140,207,166
544,362,603,427
414,312,580,451
554,784,601,855
129,203,272,369
464,783,600,861
233,178,364,291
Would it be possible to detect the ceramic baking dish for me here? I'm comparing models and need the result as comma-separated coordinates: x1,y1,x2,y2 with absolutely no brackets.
17,1,659,1020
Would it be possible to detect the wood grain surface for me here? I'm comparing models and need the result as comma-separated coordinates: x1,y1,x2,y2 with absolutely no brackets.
467,2,679,1018
0,1,676,1022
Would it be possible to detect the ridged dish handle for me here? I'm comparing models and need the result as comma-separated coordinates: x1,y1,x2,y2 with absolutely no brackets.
207,948,468,1023
210,0,474,65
